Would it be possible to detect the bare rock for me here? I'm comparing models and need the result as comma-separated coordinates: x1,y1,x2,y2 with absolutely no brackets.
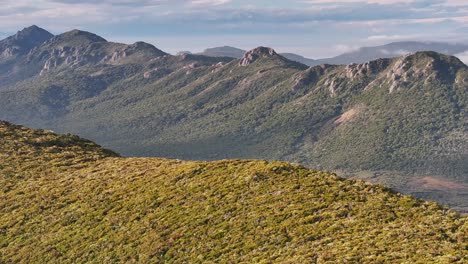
239,47,277,66
143,68,159,78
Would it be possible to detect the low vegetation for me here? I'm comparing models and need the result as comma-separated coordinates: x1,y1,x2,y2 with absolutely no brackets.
0,121,466,263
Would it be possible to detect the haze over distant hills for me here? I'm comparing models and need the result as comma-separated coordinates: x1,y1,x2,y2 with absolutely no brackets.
0,25,467,212
198,46,245,58
193,42,468,66
314,41,468,65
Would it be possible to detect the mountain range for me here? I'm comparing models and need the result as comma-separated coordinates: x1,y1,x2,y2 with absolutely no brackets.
0,25,467,212
0,120,466,262
195,42,468,66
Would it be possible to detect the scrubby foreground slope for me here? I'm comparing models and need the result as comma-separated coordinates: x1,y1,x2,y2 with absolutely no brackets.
0,121,466,263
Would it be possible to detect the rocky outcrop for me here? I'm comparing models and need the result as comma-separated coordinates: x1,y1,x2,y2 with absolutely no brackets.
1,47,18,58
239,47,277,66
344,58,391,80
143,68,158,78
184,62,199,69
210,62,226,73
292,65,333,91
39,46,94,75
386,55,413,93
38,40,168,75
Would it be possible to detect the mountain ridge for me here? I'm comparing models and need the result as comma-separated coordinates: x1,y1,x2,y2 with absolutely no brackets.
0,26,466,212
192,41,468,66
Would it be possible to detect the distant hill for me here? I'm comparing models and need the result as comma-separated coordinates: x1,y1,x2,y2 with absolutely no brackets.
176,50,192,55
1,121,466,263
196,46,316,66
280,52,316,66
197,46,245,58
315,41,468,65
0,26,467,212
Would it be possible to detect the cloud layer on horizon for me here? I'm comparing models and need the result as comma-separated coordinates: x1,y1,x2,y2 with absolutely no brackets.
0,0,467,57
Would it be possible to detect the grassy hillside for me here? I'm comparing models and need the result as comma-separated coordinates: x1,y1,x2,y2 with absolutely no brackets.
0,28,466,211
0,122,467,263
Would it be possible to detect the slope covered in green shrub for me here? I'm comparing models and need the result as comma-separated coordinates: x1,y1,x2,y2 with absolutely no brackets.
0,121,466,263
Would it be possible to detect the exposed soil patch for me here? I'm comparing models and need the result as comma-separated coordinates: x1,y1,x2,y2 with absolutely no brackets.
410,177,467,191
335,106,361,125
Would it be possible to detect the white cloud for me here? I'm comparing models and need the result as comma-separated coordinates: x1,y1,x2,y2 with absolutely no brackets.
302,0,465,6
190,0,231,5
367,34,422,41
455,51,468,64
440,0,468,7
301,0,416,4
333,44,360,53
379,49,410,55
0,0,467,59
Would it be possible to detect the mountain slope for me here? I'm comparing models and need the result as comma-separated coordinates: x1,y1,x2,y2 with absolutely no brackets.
0,27,467,211
0,121,118,174
0,121,466,263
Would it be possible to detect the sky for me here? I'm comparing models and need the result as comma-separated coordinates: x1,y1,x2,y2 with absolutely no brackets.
0,0,468,58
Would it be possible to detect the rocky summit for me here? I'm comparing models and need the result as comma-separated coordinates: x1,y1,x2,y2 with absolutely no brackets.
239,47,278,66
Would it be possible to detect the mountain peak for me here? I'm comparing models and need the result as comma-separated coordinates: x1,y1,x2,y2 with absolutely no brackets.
239,46,277,66
246,46,277,56
128,41,166,56
64,29,107,41
0,25,53,58
55,29,107,45
26,25,40,29
396,51,466,73
18,25,45,34
12,25,54,42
